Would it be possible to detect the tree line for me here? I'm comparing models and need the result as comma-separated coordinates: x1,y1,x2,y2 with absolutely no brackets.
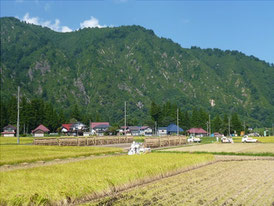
150,101,245,135
1,96,244,135
0,96,95,134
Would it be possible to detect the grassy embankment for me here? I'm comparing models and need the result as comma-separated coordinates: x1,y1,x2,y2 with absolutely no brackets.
0,145,123,166
0,153,214,205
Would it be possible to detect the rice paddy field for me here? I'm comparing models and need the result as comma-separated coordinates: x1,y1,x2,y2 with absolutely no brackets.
0,136,34,145
233,136,274,143
88,160,274,206
0,145,123,165
163,142,274,154
0,153,213,205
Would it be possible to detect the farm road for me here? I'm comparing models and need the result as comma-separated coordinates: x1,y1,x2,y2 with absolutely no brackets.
0,152,126,172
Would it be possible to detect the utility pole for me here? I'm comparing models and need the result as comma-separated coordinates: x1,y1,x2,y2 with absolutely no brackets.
17,86,20,144
155,121,157,136
228,117,231,137
206,121,209,136
124,101,127,136
177,108,179,136
244,121,246,135
209,114,211,137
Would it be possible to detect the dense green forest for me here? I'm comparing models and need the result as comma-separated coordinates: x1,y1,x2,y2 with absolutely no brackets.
1,17,274,128
0,96,244,135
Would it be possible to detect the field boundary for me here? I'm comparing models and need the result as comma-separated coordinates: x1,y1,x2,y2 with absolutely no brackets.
153,150,274,157
72,156,274,206
0,153,126,172
33,136,133,146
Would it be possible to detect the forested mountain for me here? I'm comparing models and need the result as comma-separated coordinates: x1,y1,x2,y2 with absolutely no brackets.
1,17,274,128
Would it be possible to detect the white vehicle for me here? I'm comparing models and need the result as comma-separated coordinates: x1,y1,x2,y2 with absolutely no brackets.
242,135,258,143
187,136,201,143
221,136,234,143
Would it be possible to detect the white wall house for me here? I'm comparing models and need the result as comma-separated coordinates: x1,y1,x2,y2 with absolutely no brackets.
158,127,167,136
2,125,16,137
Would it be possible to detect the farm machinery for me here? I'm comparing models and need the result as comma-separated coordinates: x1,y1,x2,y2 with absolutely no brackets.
187,136,201,143
221,136,234,143
128,141,151,155
242,135,258,143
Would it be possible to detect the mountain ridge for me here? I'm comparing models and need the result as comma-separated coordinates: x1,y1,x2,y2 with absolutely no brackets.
1,17,274,127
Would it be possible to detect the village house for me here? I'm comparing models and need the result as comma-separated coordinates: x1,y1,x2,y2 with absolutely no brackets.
158,124,183,136
119,126,152,136
119,126,131,136
32,124,50,137
187,128,207,137
61,122,87,136
158,127,167,136
140,126,153,136
90,122,110,136
2,125,17,137
61,124,72,135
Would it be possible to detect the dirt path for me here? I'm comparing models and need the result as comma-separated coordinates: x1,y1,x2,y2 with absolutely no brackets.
0,153,126,172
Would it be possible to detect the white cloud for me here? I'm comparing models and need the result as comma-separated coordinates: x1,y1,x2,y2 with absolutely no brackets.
22,13,72,33
23,13,39,25
61,26,73,33
80,16,106,29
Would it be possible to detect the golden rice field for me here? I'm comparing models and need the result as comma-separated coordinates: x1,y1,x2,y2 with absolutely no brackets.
89,160,274,206
164,143,274,154
0,136,34,145
0,153,213,205
0,145,123,165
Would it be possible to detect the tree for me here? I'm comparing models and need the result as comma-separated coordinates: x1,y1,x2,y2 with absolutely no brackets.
71,104,81,121
180,110,191,130
7,96,17,125
44,103,59,132
150,101,161,123
231,113,242,135
29,99,45,131
212,114,222,133
161,116,175,127
222,114,229,135
191,108,199,128
0,100,8,129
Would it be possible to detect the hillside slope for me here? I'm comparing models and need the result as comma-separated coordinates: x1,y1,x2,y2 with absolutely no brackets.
1,17,274,126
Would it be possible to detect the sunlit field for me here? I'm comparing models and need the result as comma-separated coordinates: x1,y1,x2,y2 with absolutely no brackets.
0,145,123,165
233,136,274,143
163,143,274,155
0,153,214,205
88,160,274,206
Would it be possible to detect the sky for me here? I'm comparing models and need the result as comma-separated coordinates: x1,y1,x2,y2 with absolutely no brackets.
1,0,274,64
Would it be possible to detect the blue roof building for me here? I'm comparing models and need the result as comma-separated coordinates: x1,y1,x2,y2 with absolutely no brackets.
167,124,183,134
